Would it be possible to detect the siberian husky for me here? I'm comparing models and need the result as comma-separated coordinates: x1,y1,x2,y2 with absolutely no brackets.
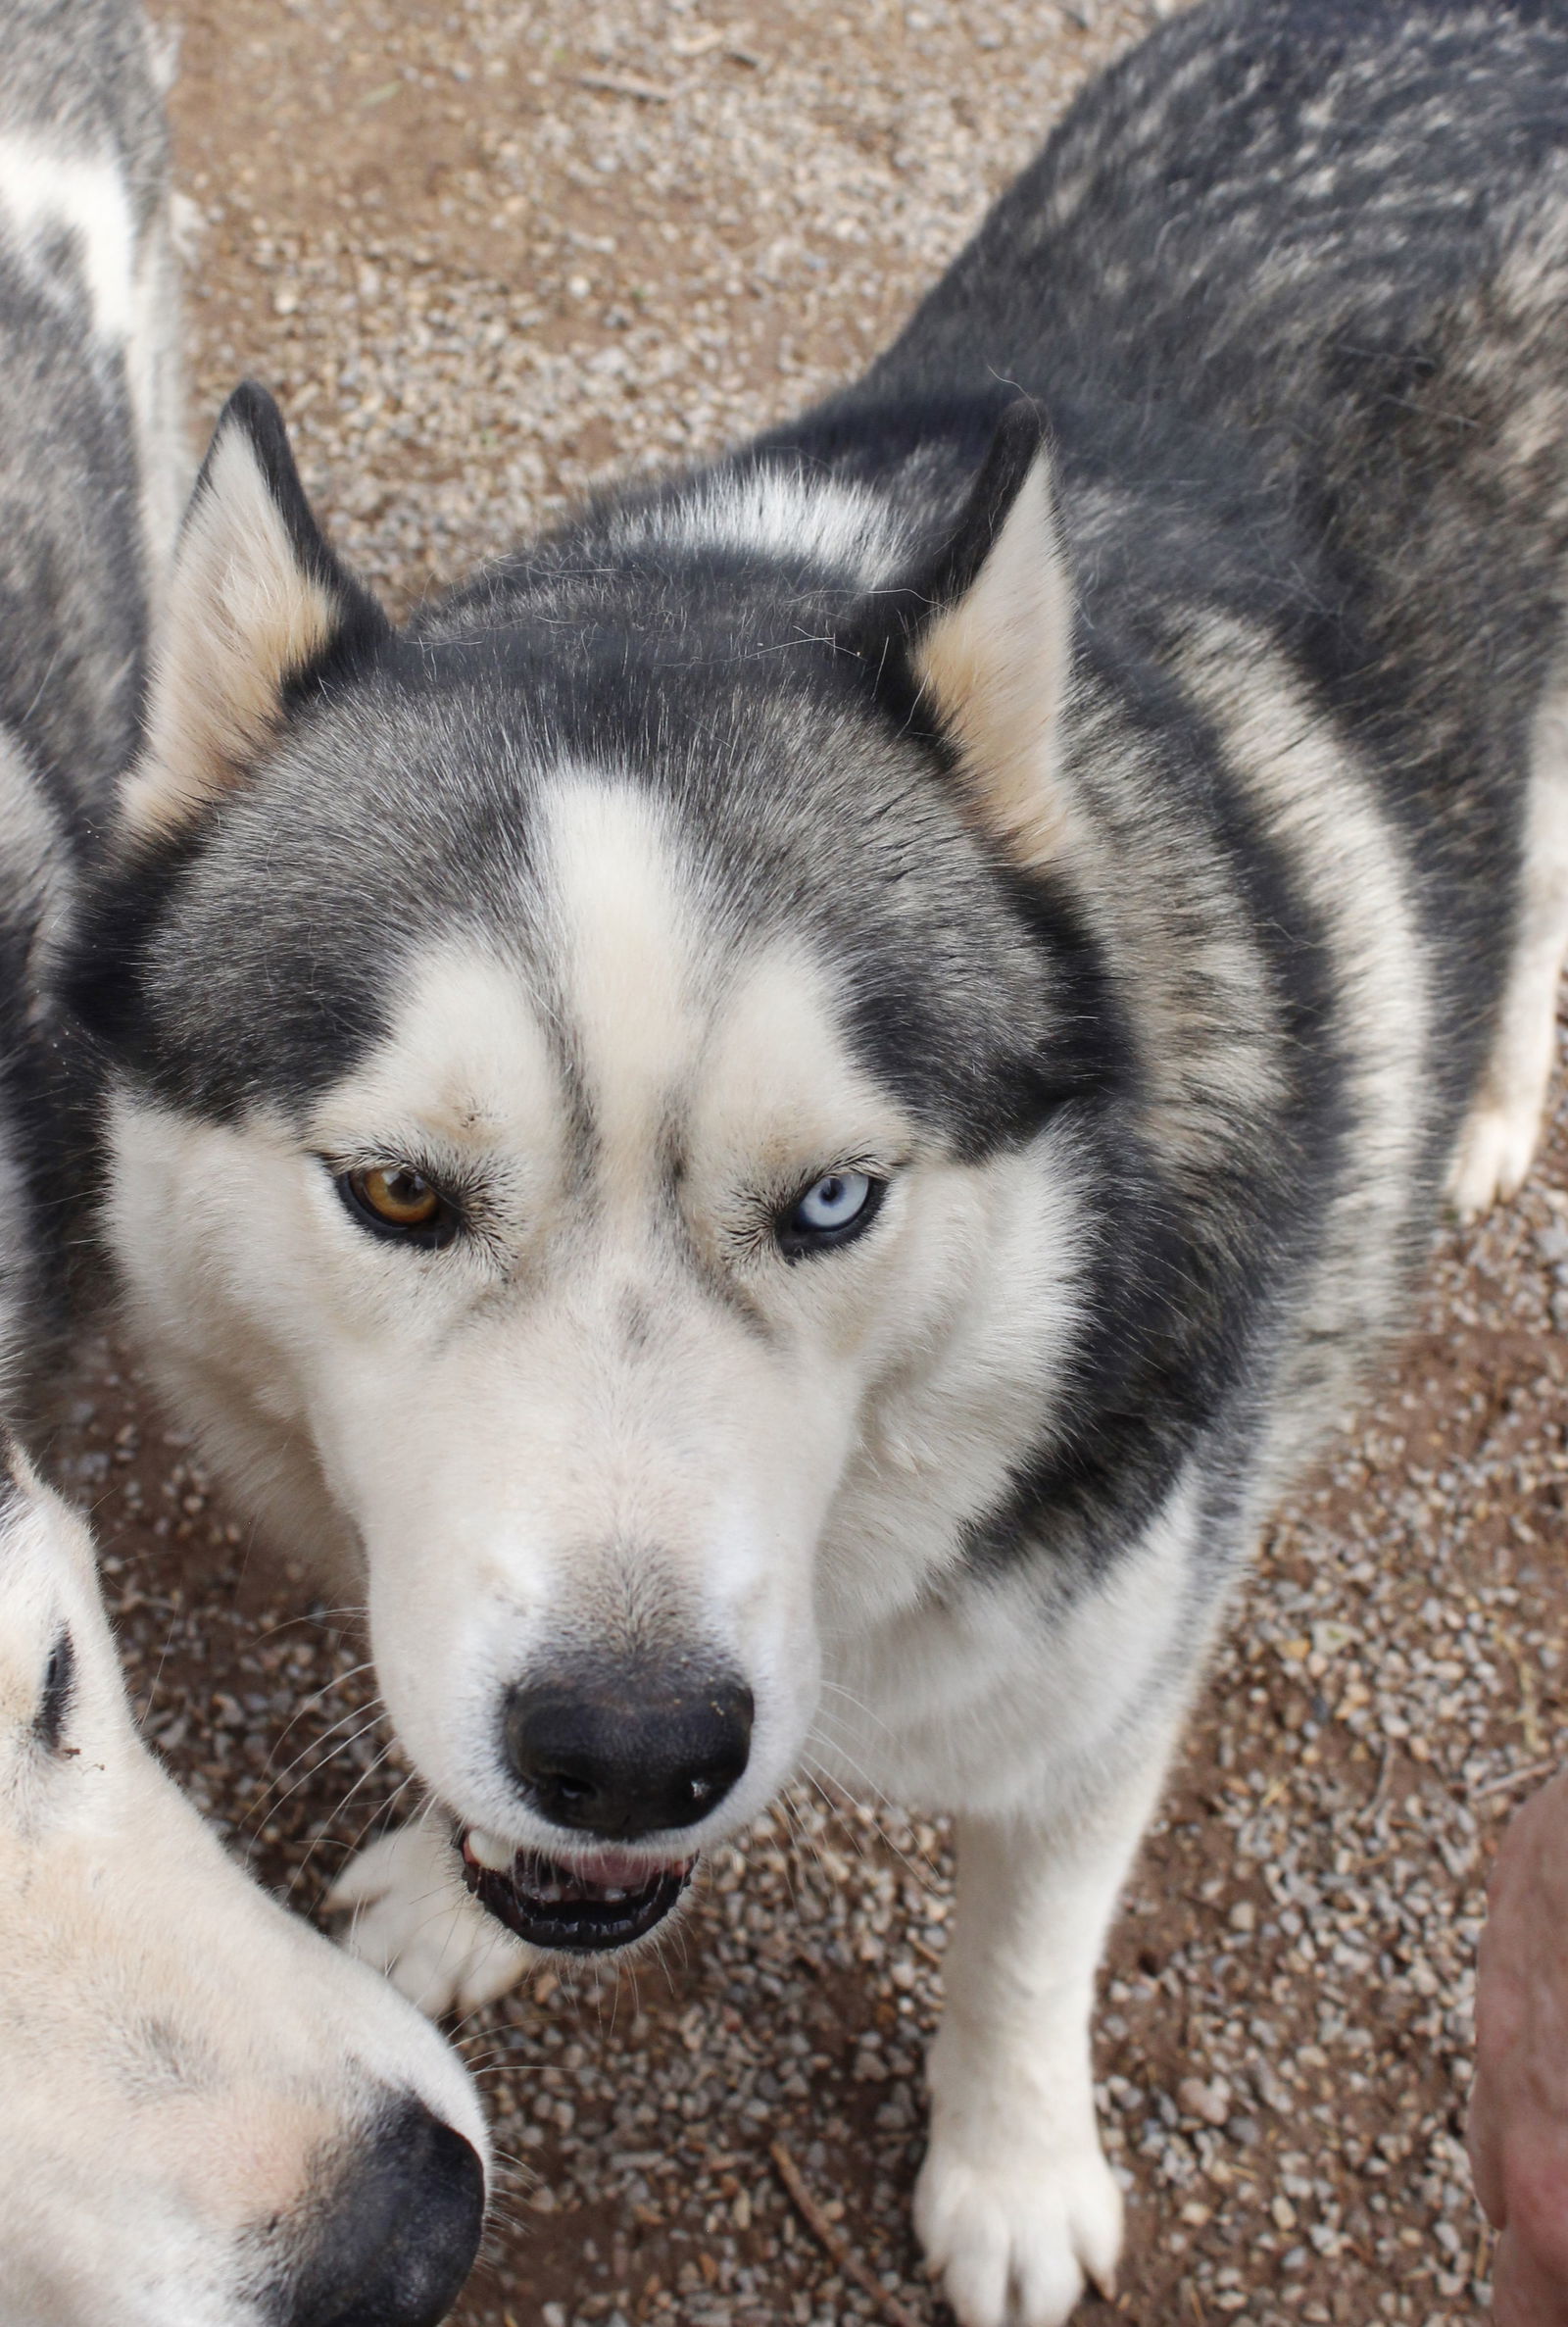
70,1,1568,2318
0,6,485,2320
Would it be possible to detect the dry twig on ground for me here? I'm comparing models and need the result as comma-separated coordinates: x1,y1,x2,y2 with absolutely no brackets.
768,2140,923,2327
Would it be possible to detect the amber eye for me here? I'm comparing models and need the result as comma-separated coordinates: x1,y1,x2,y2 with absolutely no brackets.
338,1164,457,1247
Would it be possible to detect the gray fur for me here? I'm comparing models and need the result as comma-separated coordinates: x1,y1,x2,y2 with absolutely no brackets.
0,0,178,1403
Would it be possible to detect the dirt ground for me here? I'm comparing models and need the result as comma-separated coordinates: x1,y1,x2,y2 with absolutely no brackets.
66,0,1568,2319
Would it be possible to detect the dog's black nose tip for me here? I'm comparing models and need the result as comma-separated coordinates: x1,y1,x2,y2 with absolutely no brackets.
282,2098,484,2327
503,1662,754,1838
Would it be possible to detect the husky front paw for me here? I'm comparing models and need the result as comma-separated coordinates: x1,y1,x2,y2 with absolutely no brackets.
324,1821,534,2016
1446,1099,1543,1218
914,2115,1123,2327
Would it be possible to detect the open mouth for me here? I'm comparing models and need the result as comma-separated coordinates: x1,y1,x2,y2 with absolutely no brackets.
459,1830,695,1953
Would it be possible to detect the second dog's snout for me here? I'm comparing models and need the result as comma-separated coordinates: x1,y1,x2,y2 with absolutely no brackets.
283,2098,485,2327
503,1662,755,1837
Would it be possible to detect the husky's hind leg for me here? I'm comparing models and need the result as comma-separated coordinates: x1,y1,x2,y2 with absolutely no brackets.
914,1751,1175,2327
1448,675,1568,1216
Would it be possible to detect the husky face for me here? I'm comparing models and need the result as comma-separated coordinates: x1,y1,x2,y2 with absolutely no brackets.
0,1450,487,2327
79,392,1119,1950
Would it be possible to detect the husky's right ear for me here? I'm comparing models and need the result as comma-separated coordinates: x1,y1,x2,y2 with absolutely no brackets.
883,401,1076,872
121,382,389,844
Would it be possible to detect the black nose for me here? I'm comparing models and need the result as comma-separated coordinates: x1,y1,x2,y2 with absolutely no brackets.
282,2098,484,2327
503,1659,754,1838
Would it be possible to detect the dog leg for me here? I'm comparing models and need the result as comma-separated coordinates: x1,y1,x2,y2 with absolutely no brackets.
914,1762,1166,2327
325,1816,534,2017
1448,679,1568,1217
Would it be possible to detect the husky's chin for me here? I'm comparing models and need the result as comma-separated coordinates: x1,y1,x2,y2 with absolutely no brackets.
459,1827,696,1952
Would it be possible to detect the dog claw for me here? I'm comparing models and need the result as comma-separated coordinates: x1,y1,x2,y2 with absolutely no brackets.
914,2110,1125,2327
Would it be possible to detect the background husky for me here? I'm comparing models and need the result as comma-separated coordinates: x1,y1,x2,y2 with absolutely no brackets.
0,1447,488,2327
68,0,1568,2319
0,0,184,1397
0,6,486,2321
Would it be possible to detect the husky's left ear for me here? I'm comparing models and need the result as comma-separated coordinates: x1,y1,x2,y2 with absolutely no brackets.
122,381,390,844
898,401,1074,870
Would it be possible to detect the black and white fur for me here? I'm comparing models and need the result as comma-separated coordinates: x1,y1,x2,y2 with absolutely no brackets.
0,7,487,2321
69,4,1568,2319
0,0,184,1392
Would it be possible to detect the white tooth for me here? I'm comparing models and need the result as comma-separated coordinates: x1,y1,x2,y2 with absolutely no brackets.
466,1828,514,1872
601,1886,627,1903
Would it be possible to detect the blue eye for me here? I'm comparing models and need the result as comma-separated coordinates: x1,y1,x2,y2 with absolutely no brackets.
778,1170,885,1259
798,1171,869,1230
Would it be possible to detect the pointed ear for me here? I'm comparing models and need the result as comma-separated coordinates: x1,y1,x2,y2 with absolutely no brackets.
904,402,1075,871
121,381,389,844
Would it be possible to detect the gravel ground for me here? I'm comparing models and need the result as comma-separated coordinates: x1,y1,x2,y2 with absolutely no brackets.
59,0,1568,2318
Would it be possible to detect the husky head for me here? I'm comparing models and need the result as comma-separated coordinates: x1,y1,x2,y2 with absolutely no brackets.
74,384,1131,1952
0,1446,487,2327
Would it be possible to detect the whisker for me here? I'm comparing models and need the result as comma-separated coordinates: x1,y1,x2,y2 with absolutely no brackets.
250,1692,389,1816
816,1674,898,1741
262,1707,389,1826
263,1661,380,1771
286,1759,414,1906
134,1608,186,1734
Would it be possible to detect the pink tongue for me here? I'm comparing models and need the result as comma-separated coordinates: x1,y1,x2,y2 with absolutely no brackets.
541,1846,666,1891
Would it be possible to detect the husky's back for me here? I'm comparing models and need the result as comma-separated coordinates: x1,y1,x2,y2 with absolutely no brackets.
0,0,183,1397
